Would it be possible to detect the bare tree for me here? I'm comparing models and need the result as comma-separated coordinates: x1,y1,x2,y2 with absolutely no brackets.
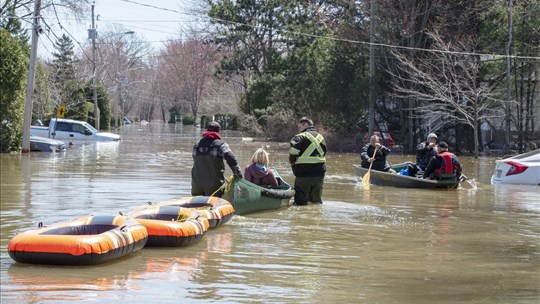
201,75,242,114
389,31,501,157
159,34,220,124
86,29,150,124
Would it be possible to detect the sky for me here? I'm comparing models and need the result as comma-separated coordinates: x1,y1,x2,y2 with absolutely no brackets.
37,0,204,57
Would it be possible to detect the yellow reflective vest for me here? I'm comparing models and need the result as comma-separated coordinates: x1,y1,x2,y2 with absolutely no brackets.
289,127,327,177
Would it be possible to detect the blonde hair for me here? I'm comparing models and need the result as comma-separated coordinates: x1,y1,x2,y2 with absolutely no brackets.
251,148,270,166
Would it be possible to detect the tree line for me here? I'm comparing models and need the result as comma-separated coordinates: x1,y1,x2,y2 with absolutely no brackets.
1,0,538,155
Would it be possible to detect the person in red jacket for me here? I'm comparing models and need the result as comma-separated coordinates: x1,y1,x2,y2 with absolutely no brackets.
191,121,242,197
244,148,279,187
423,141,462,180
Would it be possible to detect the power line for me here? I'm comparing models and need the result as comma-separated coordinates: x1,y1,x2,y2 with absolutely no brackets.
116,0,540,60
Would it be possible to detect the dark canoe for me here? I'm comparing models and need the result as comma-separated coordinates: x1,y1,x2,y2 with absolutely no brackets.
223,169,295,215
353,163,459,189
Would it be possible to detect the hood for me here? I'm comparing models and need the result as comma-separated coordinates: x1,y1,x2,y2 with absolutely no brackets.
246,163,270,178
96,132,121,141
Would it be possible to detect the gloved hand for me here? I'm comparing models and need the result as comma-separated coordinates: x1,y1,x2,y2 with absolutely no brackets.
233,167,243,180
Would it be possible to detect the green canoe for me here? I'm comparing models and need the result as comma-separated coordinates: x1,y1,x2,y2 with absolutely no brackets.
223,170,295,215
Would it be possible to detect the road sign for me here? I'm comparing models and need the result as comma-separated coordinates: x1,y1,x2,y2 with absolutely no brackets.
58,105,65,118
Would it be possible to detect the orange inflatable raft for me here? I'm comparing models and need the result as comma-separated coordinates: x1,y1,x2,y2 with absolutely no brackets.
126,205,209,247
7,215,148,265
158,196,235,228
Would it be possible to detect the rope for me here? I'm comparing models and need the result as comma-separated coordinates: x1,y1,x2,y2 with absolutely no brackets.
210,176,233,197
176,208,189,222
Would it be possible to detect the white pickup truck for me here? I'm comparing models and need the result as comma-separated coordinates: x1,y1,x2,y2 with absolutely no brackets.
31,118,121,141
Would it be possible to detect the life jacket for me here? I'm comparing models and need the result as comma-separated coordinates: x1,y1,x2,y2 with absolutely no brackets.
434,151,456,179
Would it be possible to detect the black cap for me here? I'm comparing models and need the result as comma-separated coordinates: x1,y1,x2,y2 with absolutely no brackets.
438,141,448,148
207,121,221,132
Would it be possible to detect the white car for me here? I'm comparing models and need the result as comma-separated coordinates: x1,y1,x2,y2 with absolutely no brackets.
30,136,66,152
491,149,540,185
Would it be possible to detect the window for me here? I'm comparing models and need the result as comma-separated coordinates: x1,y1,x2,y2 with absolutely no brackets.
55,122,70,132
72,123,86,134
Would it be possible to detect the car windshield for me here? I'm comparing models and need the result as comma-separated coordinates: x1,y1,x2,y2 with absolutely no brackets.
83,122,98,133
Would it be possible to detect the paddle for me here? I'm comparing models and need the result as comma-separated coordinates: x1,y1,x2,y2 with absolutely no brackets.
362,148,378,189
459,174,477,190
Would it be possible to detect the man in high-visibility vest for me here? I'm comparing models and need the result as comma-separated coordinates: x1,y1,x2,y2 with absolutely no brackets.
289,117,327,205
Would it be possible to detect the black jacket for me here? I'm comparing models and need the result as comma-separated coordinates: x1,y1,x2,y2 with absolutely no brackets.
360,144,392,172
289,127,327,177
416,142,437,170
191,135,241,196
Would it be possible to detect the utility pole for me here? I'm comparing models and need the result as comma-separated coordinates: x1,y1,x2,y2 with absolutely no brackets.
115,44,120,128
368,0,377,136
90,4,99,130
505,0,513,154
22,0,42,153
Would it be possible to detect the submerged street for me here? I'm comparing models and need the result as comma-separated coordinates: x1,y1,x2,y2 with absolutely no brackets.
1,123,538,303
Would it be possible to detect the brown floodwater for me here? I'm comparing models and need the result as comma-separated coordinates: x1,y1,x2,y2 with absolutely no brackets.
1,123,539,303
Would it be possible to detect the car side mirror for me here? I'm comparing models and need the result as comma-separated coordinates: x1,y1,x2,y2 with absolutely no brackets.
84,129,93,136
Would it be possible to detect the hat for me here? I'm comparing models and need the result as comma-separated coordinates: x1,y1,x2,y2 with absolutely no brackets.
427,133,438,140
298,117,313,126
438,141,448,149
207,121,221,132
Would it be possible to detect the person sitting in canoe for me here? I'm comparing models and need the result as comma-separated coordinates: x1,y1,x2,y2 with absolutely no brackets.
406,132,439,177
423,141,462,181
360,135,395,173
416,133,438,169
244,148,279,187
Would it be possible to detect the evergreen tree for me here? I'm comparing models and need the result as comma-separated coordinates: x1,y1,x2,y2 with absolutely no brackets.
0,29,28,153
84,81,112,130
50,34,85,119
52,34,76,83
0,0,30,49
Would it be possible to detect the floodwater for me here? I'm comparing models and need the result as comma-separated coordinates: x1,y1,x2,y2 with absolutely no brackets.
1,123,539,304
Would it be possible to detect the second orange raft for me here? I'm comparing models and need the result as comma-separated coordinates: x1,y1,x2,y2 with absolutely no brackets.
126,205,210,247
157,196,235,229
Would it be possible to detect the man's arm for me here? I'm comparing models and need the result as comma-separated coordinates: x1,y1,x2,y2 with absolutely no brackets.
360,144,370,162
289,135,303,164
453,156,462,177
423,158,436,179
221,143,242,178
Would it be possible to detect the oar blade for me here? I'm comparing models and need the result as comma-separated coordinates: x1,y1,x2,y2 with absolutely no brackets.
459,178,477,190
362,171,371,188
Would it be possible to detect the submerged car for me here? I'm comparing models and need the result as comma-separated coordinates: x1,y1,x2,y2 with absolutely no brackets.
30,136,67,152
491,149,540,186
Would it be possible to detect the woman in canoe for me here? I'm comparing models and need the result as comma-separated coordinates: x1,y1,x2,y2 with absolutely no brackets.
244,148,279,188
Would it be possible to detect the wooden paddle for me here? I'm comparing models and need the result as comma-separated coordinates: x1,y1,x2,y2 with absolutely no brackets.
362,148,378,189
